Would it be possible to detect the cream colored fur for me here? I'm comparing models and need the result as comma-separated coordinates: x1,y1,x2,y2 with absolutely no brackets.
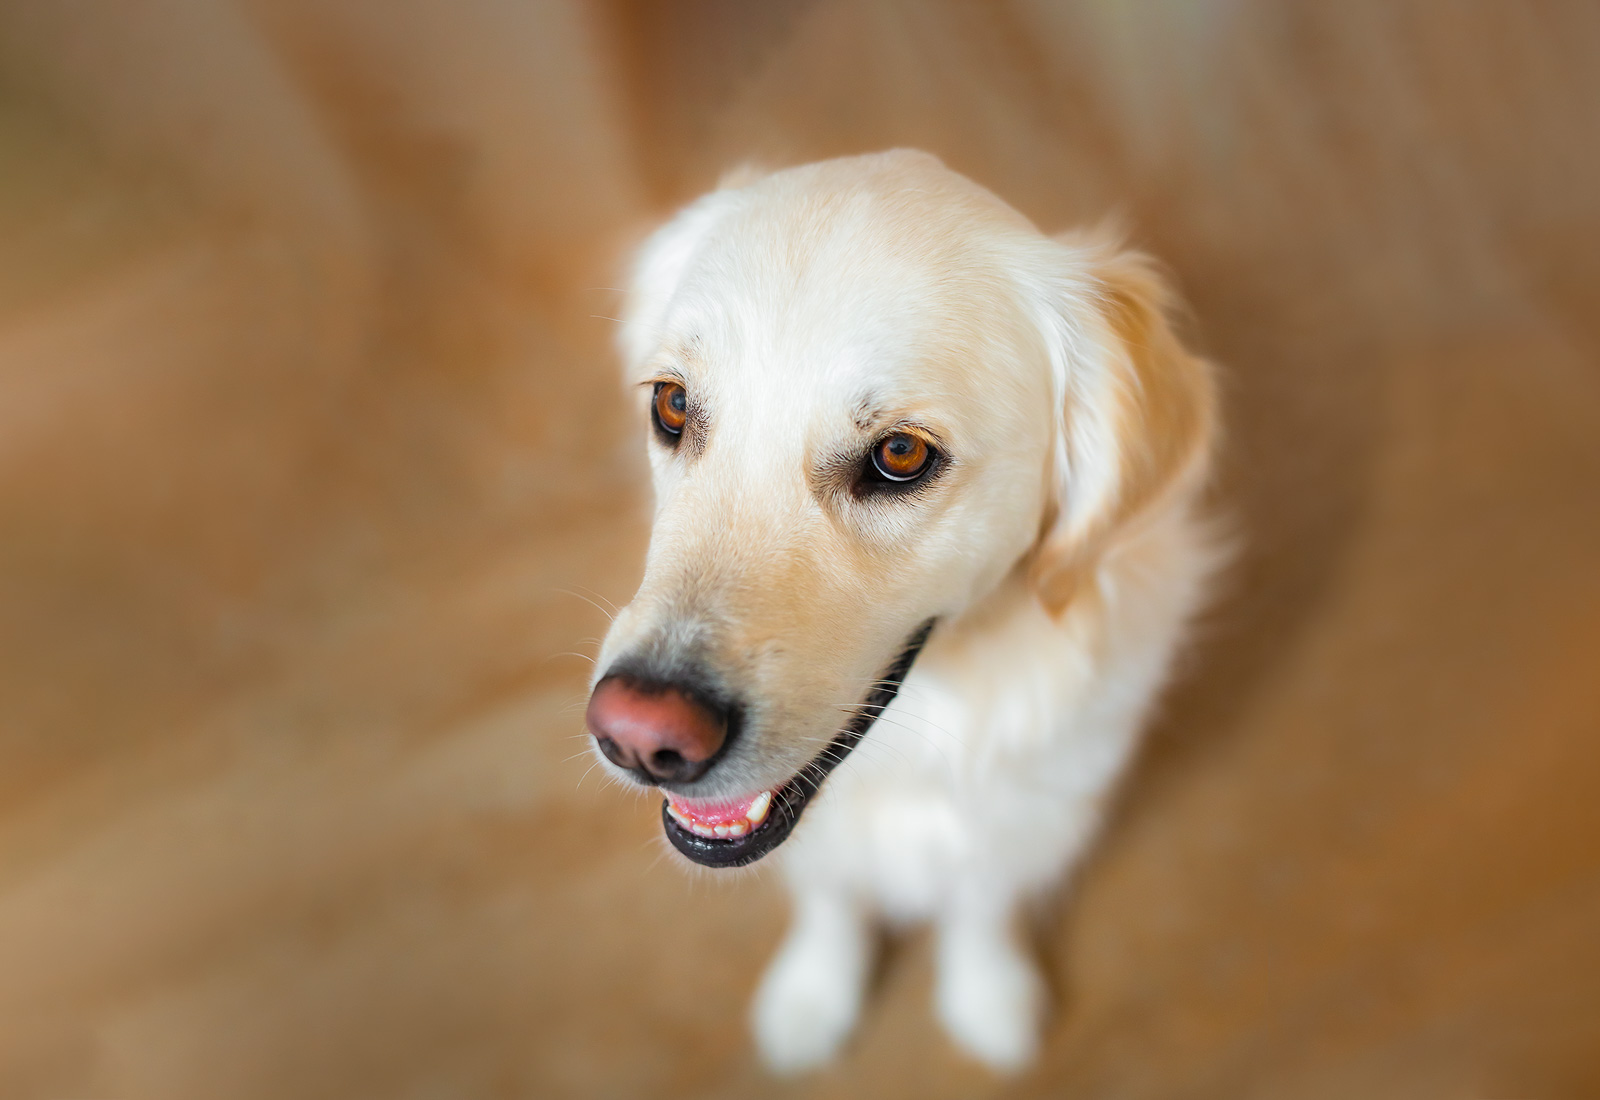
595,150,1218,1073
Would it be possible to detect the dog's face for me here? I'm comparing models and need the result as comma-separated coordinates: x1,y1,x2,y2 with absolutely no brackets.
586,151,1212,867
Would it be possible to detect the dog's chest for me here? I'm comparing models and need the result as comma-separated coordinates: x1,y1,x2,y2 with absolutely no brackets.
789,685,1096,920
804,776,974,920
781,587,1159,917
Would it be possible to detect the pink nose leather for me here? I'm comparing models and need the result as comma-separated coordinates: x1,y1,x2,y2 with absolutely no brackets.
586,676,728,783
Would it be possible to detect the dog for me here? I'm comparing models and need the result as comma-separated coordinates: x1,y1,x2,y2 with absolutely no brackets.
585,149,1218,1073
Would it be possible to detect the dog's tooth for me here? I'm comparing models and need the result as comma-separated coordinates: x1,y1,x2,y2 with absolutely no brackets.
728,821,748,838
747,791,772,825
667,803,688,824
713,824,730,838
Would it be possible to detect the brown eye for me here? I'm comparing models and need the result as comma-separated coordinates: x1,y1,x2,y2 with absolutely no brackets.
871,432,932,482
653,381,688,435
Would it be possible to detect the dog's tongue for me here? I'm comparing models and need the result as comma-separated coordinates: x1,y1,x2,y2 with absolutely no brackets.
666,789,773,830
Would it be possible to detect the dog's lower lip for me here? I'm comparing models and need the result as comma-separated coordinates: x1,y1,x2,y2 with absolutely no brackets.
660,618,936,869
660,792,782,867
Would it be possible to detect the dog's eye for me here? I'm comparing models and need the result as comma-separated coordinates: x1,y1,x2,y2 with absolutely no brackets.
653,381,688,436
870,432,934,482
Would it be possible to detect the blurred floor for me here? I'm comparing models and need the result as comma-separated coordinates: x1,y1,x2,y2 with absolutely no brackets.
0,2,1597,1097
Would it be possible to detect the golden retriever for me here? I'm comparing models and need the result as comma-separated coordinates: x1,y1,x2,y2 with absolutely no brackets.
586,149,1218,1072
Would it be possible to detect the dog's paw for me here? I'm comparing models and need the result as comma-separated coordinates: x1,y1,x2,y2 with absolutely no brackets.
750,913,868,1074
935,931,1046,1073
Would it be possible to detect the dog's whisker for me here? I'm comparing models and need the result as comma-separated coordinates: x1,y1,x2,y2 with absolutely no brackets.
831,730,919,773
824,710,961,772
825,700,963,749
568,584,622,617
575,758,607,791
592,312,671,340
785,730,911,781
795,727,913,766
791,765,823,798
553,587,618,624
642,844,673,877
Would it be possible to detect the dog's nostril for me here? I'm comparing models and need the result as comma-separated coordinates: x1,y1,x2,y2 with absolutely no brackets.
594,735,633,770
648,748,686,776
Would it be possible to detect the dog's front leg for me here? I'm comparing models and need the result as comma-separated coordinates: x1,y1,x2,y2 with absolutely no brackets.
933,883,1046,1072
750,886,873,1074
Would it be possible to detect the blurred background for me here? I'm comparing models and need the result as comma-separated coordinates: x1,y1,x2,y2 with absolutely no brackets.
1,2,1597,1096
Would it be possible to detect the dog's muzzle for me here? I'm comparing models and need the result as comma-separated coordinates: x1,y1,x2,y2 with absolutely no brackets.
586,619,937,869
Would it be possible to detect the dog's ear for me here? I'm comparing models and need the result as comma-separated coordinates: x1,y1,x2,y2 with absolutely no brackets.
1028,237,1217,615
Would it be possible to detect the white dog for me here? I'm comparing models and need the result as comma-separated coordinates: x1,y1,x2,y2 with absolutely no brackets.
586,150,1218,1073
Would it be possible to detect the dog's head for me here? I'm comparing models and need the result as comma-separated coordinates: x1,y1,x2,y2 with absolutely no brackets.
586,150,1213,867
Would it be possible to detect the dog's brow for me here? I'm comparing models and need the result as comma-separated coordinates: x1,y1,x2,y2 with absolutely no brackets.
644,337,700,380
644,339,699,385
851,395,883,431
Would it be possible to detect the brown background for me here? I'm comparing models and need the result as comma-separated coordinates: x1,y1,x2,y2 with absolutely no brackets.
1,2,1598,1097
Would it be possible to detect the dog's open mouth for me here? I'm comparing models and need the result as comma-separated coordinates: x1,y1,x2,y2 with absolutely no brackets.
660,619,935,868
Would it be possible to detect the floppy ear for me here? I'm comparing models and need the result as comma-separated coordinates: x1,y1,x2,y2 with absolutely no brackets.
1028,237,1218,615
617,167,770,372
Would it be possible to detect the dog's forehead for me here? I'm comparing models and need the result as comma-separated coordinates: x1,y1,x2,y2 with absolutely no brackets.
674,292,963,441
670,194,1020,410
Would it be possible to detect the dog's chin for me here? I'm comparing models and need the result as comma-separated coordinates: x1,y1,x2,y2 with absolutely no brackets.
657,619,936,869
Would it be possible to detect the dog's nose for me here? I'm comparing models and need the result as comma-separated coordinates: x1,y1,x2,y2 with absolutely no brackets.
586,675,729,784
